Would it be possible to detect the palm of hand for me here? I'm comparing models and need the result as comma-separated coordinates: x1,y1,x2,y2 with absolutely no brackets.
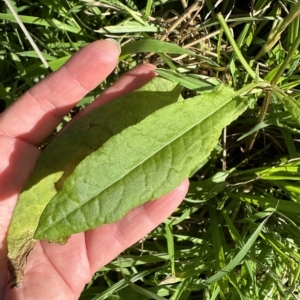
0,40,188,300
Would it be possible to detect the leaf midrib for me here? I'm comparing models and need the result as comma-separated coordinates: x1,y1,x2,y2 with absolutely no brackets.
45,94,240,228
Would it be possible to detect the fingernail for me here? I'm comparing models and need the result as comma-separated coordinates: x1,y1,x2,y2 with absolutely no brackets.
106,38,121,55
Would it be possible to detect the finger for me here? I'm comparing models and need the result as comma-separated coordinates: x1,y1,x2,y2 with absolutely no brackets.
15,181,188,298
77,63,156,118
85,180,189,274
0,39,120,146
66,63,156,125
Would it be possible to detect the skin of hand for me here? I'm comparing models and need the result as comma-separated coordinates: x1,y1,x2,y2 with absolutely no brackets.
0,39,189,300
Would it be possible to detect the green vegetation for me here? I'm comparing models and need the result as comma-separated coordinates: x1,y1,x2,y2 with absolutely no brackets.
2,0,300,299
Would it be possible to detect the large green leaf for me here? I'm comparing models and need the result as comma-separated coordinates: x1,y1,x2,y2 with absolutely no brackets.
7,77,181,287
34,85,249,242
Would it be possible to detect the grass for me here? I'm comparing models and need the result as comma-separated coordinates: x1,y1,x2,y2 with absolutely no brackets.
2,0,300,299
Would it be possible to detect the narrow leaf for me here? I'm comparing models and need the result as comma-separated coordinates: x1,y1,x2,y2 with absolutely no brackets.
120,40,219,67
34,85,249,242
279,94,300,126
7,77,181,287
96,25,158,33
123,276,168,300
155,69,215,92
120,39,195,57
236,194,300,214
202,215,270,286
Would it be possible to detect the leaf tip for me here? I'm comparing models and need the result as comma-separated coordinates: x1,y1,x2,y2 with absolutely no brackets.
7,239,36,288
34,228,70,245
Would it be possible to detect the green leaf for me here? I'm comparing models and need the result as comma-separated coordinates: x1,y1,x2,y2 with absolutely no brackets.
188,172,229,202
120,40,196,59
201,214,270,286
7,77,181,287
34,85,249,242
155,69,216,92
236,194,300,214
120,40,219,67
123,274,168,300
96,21,159,33
0,13,81,33
279,94,300,126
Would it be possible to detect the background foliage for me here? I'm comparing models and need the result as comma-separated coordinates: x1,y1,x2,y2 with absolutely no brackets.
2,0,300,299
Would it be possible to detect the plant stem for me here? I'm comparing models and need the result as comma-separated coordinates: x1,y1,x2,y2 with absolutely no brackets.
246,21,300,151
217,13,256,80
271,30,300,85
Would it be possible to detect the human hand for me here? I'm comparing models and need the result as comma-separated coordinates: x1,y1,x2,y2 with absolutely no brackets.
0,40,189,299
